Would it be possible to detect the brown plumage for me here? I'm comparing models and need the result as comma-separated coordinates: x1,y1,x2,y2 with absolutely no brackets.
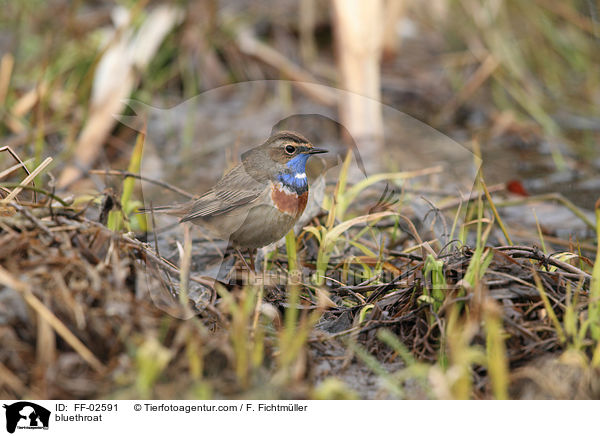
145,131,326,249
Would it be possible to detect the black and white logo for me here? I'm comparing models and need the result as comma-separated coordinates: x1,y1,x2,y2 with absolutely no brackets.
2,402,50,433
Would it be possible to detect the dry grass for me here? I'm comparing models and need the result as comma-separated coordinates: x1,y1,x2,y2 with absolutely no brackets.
1,0,599,400
0,171,598,399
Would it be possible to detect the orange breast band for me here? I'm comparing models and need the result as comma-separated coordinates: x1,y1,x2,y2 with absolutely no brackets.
271,183,308,217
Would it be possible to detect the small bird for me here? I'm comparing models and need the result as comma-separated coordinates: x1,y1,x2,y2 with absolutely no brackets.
146,131,327,265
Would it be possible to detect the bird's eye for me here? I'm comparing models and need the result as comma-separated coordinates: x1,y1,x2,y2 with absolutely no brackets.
284,145,296,155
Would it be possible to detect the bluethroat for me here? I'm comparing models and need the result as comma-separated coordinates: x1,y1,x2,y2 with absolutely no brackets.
147,130,327,260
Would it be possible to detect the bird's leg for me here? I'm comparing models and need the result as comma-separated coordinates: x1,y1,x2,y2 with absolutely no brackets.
235,247,251,272
248,248,256,271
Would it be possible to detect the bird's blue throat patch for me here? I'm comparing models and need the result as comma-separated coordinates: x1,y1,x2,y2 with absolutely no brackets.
276,154,309,193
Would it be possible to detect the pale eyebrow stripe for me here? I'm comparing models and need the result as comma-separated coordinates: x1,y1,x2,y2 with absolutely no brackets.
273,132,309,144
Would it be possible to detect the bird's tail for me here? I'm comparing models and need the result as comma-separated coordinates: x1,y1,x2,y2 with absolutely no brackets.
137,204,186,216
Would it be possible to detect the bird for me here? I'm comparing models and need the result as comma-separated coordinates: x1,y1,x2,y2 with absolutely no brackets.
144,130,327,268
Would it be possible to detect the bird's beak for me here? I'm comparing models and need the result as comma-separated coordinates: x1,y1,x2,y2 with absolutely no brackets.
307,147,328,154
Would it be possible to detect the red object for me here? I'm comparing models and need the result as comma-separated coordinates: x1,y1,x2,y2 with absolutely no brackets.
506,180,529,196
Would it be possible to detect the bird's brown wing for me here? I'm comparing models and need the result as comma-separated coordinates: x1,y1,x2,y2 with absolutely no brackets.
180,163,267,222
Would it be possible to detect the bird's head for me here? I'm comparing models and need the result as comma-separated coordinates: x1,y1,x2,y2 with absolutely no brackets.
242,131,327,181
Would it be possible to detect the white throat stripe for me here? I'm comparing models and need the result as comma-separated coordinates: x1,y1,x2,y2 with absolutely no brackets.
295,172,307,179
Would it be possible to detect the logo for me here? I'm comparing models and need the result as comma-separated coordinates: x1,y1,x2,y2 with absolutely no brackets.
2,402,50,434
